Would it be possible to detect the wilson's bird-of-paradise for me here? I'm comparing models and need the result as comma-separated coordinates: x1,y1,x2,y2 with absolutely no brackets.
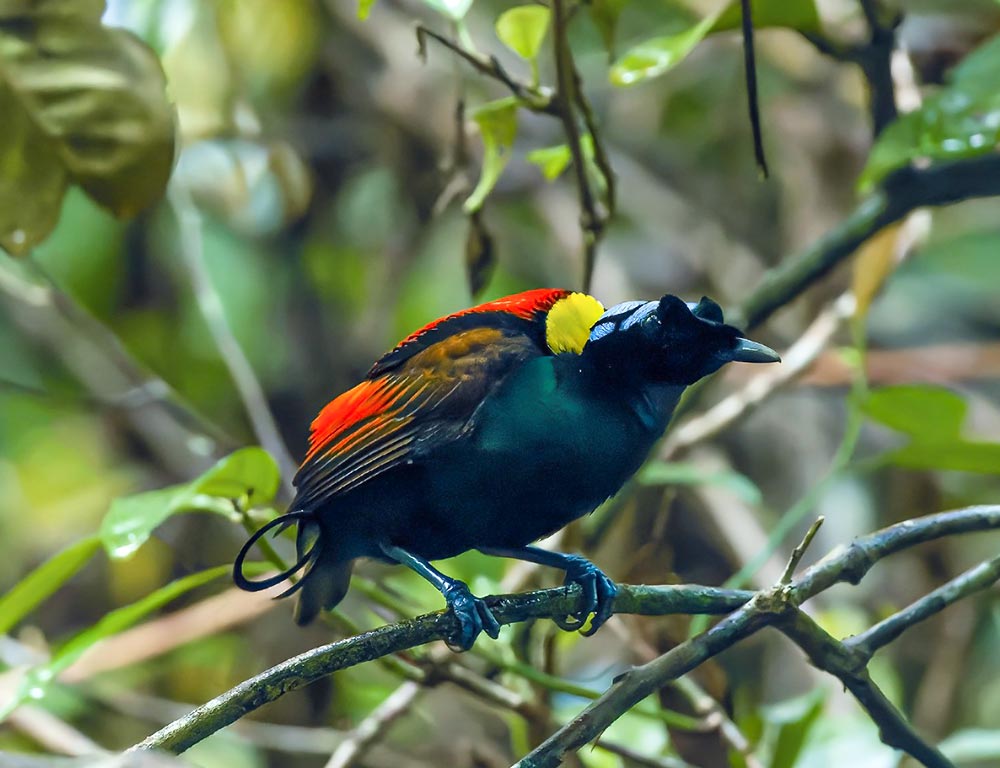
235,289,780,649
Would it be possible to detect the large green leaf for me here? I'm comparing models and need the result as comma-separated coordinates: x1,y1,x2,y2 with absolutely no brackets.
0,562,269,721
463,97,518,213
101,447,281,559
0,535,101,635
0,0,175,254
864,385,1000,474
864,385,965,441
860,34,1000,191
610,0,820,87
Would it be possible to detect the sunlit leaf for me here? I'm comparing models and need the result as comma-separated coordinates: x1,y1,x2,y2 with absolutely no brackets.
860,34,1000,191
890,441,1000,474
0,0,176,254
0,535,102,635
527,144,572,181
463,98,518,213
610,0,820,87
423,0,473,22
358,0,378,20
101,447,280,559
0,562,269,720
610,11,719,87
496,6,550,62
639,461,763,505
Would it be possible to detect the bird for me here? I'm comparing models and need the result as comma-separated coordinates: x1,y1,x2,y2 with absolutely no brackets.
234,288,779,649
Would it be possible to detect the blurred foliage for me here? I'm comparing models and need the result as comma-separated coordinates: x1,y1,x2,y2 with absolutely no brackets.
1,0,1000,767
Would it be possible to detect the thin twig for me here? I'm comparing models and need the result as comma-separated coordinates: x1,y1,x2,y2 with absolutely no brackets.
780,517,825,585
415,25,556,115
170,188,297,495
552,0,604,291
739,0,768,176
846,553,1000,658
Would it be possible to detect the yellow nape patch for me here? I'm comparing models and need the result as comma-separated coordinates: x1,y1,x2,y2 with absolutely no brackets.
545,293,605,355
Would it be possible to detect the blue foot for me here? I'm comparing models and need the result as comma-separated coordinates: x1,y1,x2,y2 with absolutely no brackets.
441,580,501,651
556,555,618,637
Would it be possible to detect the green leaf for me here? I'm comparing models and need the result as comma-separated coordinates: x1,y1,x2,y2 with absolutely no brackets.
0,562,269,720
864,385,966,442
358,0,378,19
190,445,281,501
864,386,1000,474
463,98,518,213
610,11,720,87
639,461,763,506
860,34,1000,191
609,0,820,87
0,535,101,635
423,0,473,22
101,447,280,559
526,144,572,180
496,6,550,62
0,0,176,254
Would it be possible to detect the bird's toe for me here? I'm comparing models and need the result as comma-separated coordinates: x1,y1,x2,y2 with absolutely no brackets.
560,556,618,636
582,573,618,637
442,581,498,650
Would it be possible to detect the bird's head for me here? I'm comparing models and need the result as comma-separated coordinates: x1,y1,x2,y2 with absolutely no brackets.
584,295,779,386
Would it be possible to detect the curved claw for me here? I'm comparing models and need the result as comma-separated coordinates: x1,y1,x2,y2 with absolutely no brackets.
559,556,618,637
441,580,501,651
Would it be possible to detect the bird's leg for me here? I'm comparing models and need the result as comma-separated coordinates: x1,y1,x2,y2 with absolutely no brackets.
479,546,618,636
378,542,501,651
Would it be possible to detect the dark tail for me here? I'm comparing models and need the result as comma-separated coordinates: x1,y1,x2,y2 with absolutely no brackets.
232,510,353,625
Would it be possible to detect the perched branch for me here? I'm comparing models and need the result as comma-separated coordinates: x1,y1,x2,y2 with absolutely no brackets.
735,155,1000,329
514,506,1000,768
129,507,1000,758
128,583,751,754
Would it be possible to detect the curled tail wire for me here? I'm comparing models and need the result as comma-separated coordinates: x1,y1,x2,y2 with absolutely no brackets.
233,510,323,598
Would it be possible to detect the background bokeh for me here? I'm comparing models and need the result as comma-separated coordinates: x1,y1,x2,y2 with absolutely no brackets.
2,0,1000,766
